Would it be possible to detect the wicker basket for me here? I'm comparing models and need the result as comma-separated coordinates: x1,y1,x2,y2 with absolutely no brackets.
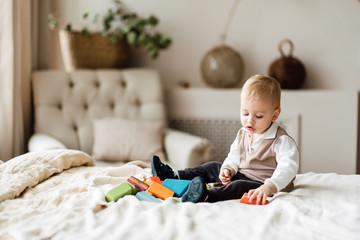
59,30,130,71
200,45,244,88
268,39,306,89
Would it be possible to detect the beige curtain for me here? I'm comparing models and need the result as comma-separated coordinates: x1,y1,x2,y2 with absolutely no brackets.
0,0,39,161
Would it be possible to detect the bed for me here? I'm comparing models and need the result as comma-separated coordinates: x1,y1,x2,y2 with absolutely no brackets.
1,149,359,240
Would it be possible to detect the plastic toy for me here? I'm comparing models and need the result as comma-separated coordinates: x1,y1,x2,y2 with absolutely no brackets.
135,191,162,203
149,176,162,184
161,179,191,197
127,176,149,191
146,181,174,200
105,182,134,202
207,182,224,188
126,181,140,193
239,192,269,205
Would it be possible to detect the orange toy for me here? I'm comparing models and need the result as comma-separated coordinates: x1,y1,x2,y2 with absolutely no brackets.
146,181,174,200
239,192,269,205
149,176,162,184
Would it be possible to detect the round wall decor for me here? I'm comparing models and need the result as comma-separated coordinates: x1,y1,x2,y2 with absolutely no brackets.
268,39,306,89
200,45,244,88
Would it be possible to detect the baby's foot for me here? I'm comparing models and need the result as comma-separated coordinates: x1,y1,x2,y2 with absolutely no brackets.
151,155,177,181
181,176,208,203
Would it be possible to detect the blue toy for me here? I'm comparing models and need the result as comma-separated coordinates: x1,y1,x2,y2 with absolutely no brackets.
135,191,162,203
161,179,191,197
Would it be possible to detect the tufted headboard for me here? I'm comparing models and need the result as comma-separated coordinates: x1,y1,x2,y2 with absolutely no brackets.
32,68,166,154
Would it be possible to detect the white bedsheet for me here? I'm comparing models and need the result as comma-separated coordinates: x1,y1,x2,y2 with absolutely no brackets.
0,150,359,240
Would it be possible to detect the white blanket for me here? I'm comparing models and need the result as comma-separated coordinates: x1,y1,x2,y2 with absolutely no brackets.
0,150,359,240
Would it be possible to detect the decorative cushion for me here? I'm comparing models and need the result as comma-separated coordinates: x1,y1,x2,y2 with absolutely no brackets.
92,118,166,162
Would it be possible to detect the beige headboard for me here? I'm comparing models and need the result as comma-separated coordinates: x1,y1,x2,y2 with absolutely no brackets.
31,68,166,154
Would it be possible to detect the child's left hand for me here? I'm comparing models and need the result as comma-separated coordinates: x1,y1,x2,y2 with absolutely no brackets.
248,182,277,205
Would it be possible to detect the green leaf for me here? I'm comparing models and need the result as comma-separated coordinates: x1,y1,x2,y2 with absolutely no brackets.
138,33,149,46
158,34,172,48
126,31,137,46
113,0,122,5
148,15,158,26
126,20,138,31
83,8,90,19
149,48,159,59
81,27,90,36
146,42,155,52
103,14,115,32
91,13,99,24
48,13,59,30
109,34,119,43
65,24,72,31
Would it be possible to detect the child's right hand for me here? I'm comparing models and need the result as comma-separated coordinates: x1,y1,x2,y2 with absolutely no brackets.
219,169,232,185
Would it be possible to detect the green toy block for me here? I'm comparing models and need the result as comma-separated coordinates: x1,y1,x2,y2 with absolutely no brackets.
105,182,134,202
126,181,140,194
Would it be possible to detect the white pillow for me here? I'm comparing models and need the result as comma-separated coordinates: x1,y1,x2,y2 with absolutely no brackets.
92,118,166,162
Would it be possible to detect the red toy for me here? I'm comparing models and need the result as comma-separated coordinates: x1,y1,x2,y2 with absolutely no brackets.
149,176,162,184
239,192,269,205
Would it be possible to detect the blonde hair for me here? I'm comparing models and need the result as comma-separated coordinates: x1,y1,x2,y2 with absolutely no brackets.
242,74,281,109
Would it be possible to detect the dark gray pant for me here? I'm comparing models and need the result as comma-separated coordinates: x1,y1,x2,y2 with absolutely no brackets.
178,161,262,202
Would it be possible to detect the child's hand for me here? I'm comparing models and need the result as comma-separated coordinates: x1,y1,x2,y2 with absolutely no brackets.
248,182,277,205
219,169,232,185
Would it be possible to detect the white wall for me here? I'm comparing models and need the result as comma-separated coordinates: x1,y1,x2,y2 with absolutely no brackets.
49,0,360,90
45,0,360,173
166,88,359,174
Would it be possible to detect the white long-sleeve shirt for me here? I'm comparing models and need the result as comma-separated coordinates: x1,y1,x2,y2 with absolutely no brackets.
221,122,299,192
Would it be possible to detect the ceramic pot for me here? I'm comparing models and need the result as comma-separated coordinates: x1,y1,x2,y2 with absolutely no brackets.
200,45,244,88
268,39,306,89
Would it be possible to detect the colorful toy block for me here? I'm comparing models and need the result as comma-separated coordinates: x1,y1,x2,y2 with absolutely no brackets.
207,182,224,188
126,181,140,194
239,192,269,205
105,182,134,202
146,181,174,200
127,176,149,191
135,191,162,203
161,179,191,197
149,176,162,184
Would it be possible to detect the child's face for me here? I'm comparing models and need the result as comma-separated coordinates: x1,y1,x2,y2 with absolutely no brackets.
240,91,280,135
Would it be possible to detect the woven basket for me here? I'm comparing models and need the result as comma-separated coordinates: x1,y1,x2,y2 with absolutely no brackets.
268,39,306,89
200,45,244,88
59,30,130,71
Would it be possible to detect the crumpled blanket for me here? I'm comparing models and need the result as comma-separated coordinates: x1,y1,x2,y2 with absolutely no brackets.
1,149,360,240
0,149,94,203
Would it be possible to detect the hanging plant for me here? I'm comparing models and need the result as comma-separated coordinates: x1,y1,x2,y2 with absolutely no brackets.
48,0,172,59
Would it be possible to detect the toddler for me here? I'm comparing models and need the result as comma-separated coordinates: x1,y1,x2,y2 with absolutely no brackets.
152,74,299,204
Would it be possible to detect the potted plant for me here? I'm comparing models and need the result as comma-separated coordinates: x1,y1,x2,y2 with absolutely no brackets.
48,0,172,70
